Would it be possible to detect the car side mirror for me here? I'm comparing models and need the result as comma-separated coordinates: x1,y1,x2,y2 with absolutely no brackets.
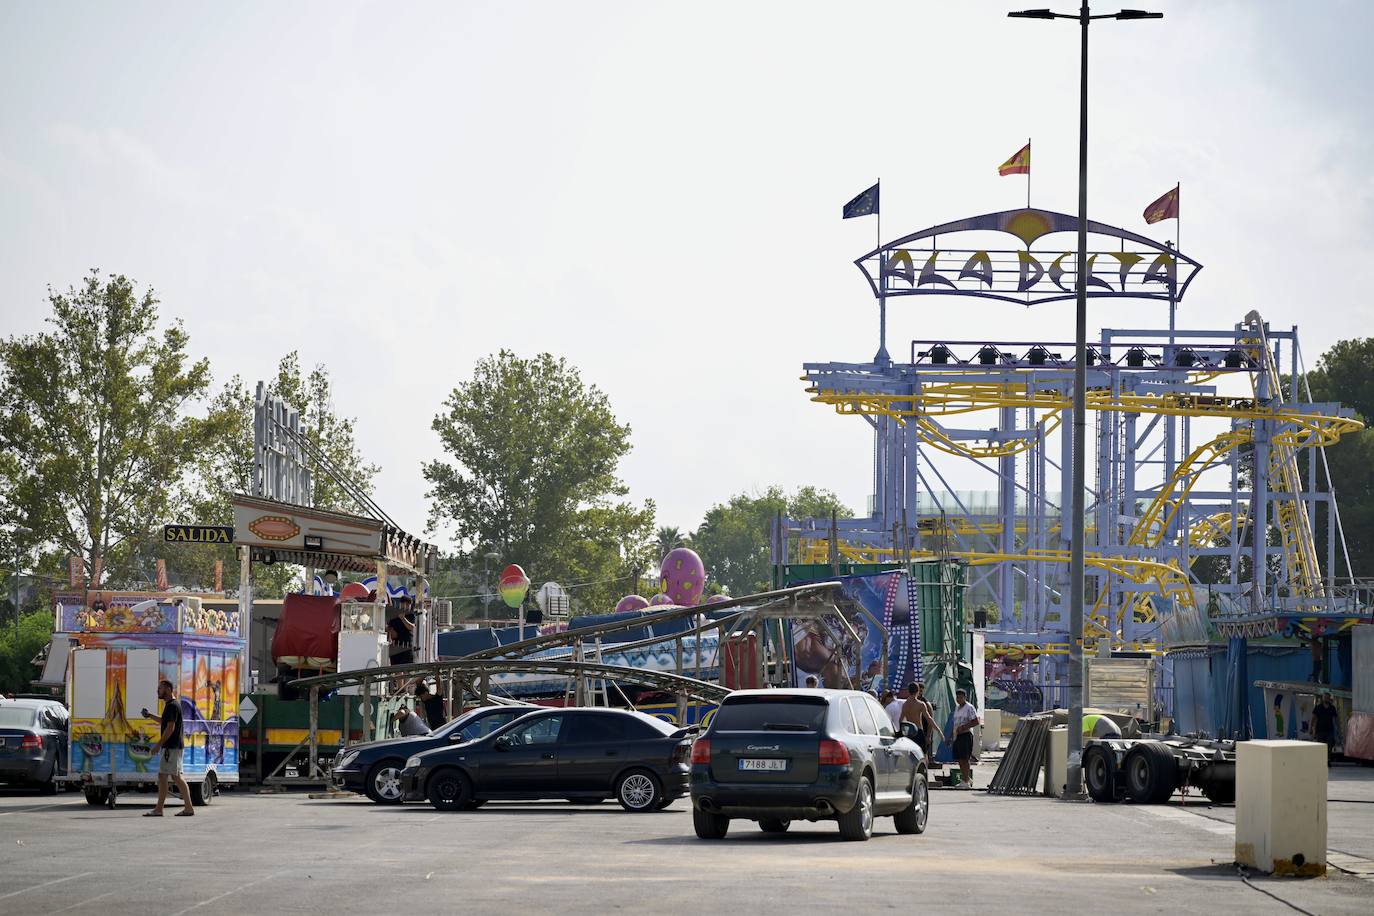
900,722,920,741
449,732,468,742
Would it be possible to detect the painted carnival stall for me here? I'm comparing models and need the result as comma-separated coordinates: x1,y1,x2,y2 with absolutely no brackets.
54,591,242,807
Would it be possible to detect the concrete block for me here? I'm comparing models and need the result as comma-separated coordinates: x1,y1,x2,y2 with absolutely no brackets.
1044,725,1067,798
981,709,1002,750
1235,740,1326,876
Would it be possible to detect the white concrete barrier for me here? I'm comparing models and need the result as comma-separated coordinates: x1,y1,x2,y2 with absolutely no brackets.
1044,725,1066,797
981,709,1003,751
1235,740,1326,876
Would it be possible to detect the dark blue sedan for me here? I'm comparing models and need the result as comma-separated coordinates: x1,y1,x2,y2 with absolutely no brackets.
332,705,537,803
0,698,69,794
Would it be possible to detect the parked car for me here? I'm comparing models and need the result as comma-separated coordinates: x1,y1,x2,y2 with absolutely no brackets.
400,707,694,812
0,697,69,794
332,704,538,803
689,688,928,841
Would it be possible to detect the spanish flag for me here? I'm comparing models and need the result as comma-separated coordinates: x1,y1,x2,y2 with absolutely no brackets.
1143,185,1179,224
998,142,1030,176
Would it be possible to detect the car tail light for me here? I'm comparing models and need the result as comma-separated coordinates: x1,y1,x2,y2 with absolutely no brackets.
690,738,711,765
819,739,850,766
20,735,42,750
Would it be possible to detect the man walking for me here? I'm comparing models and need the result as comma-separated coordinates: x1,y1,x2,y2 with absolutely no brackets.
1312,692,1340,764
951,689,980,789
141,679,193,817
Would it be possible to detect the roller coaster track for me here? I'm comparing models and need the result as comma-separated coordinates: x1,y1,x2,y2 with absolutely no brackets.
797,537,1192,637
807,377,1360,460
1242,317,1326,601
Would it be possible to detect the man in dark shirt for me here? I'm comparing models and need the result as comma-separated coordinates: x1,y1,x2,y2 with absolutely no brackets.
1312,693,1340,764
141,679,194,816
387,598,416,666
415,682,446,729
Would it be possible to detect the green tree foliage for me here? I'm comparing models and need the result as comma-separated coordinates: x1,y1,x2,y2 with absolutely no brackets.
653,526,684,564
1303,338,1374,579
164,354,378,597
691,486,852,597
425,351,655,614
0,271,232,587
0,609,55,696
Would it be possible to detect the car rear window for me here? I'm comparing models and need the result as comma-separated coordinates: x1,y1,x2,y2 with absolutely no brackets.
0,707,38,728
713,696,828,732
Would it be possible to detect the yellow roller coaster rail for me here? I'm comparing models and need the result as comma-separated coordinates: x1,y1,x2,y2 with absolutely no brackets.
807,378,1362,460
796,538,1191,638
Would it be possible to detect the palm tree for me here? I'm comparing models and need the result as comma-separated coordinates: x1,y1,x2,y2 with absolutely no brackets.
654,526,684,562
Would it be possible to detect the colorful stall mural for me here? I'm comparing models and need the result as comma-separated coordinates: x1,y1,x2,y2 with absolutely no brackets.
790,572,921,694
57,592,242,783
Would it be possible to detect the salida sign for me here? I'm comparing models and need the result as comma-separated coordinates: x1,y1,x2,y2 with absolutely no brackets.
856,208,1202,306
163,524,234,544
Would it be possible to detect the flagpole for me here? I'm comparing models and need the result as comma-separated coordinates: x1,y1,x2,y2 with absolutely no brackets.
877,177,887,364
1175,182,1181,252
1026,137,1032,210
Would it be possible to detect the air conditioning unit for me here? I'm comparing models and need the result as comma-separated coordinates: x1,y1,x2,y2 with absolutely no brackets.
432,599,453,629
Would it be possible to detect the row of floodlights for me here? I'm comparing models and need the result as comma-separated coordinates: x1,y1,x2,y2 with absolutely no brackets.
920,344,1257,369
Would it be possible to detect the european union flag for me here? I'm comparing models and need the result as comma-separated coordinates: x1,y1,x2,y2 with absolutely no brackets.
842,182,879,219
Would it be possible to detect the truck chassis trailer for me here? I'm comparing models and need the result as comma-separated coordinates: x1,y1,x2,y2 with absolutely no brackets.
1083,735,1237,805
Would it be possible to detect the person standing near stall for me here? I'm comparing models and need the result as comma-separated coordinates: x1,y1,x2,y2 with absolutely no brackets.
141,679,194,817
950,689,980,789
387,597,416,666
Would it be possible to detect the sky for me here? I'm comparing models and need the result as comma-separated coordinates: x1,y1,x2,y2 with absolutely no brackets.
1,1,1371,548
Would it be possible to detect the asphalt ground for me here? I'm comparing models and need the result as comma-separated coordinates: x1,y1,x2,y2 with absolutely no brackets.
1,761,1372,915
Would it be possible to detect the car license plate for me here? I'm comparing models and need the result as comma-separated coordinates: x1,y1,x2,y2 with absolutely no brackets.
739,758,787,772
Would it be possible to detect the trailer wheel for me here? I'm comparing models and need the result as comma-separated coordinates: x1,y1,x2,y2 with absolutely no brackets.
1083,746,1118,803
191,772,217,806
1124,742,1177,804
83,786,109,807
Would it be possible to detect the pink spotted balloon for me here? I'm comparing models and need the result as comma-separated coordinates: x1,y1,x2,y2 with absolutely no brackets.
648,593,674,606
659,547,706,607
615,594,650,613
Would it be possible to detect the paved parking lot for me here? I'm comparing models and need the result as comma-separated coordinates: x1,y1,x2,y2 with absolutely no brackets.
1,763,1371,915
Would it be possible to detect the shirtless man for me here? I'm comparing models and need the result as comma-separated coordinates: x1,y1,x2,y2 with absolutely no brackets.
899,682,944,756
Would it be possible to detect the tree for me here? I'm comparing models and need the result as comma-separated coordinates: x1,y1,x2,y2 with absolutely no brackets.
0,608,55,696
167,354,380,597
425,351,656,614
654,527,685,564
691,487,852,597
0,271,232,587
1302,338,1374,580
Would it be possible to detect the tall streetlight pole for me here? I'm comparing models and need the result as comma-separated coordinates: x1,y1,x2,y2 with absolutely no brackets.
1008,5,1161,796
11,527,31,639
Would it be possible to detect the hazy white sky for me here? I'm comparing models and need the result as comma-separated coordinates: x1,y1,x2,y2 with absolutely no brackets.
2,1,1371,546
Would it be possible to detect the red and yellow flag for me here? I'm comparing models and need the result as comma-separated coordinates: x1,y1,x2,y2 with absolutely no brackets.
998,142,1031,176
1143,185,1179,224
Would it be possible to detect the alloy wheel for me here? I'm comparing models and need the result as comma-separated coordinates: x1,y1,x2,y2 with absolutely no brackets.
621,773,656,809
374,767,403,801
